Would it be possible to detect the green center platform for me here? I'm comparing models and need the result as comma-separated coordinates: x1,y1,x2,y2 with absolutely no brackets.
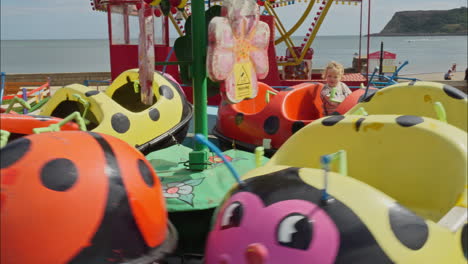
145,106,269,256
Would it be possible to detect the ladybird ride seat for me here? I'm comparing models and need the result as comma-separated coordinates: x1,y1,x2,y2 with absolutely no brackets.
346,81,467,132
39,69,193,154
213,82,324,156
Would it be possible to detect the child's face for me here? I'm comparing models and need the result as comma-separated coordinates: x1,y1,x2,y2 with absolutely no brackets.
325,69,342,87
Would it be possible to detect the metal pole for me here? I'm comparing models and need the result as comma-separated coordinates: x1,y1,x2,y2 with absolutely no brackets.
358,0,363,73
379,41,383,77
189,0,209,171
366,0,371,80
107,5,114,80
0,72,5,106
107,5,113,46
124,5,130,44
164,16,169,46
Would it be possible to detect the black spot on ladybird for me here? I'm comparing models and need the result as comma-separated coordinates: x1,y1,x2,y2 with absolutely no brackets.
40,158,78,191
443,85,467,100
85,90,100,97
148,108,160,121
396,115,423,127
138,159,154,187
1,138,31,169
462,224,467,259
235,113,244,126
389,203,428,250
159,85,174,100
292,121,305,134
355,118,365,131
264,116,280,135
322,115,345,126
111,113,130,133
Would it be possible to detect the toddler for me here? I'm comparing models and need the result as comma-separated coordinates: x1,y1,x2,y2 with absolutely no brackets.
320,61,352,115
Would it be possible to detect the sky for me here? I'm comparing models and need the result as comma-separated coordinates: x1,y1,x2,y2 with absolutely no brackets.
0,0,466,40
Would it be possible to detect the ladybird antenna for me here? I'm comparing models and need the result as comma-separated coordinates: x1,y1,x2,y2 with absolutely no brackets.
194,134,244,185
320,150,347,204
320,155,332,202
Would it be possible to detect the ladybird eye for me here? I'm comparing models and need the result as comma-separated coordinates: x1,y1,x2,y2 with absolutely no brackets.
221,202,243,229
276,213,313,250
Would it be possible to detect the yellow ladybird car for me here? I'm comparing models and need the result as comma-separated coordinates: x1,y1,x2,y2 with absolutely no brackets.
40,69,192,154
205,114,467,264
347,81,467,131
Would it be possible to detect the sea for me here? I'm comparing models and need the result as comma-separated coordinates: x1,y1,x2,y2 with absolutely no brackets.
1,35,467,75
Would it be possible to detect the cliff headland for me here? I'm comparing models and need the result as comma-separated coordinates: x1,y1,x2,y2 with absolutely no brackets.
373,7,467,36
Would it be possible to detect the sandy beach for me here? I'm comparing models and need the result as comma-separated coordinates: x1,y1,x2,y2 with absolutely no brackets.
398,71,467,93
400,71,466,81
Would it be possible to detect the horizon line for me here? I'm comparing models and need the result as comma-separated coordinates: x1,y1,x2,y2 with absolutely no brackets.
0,34,402,41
